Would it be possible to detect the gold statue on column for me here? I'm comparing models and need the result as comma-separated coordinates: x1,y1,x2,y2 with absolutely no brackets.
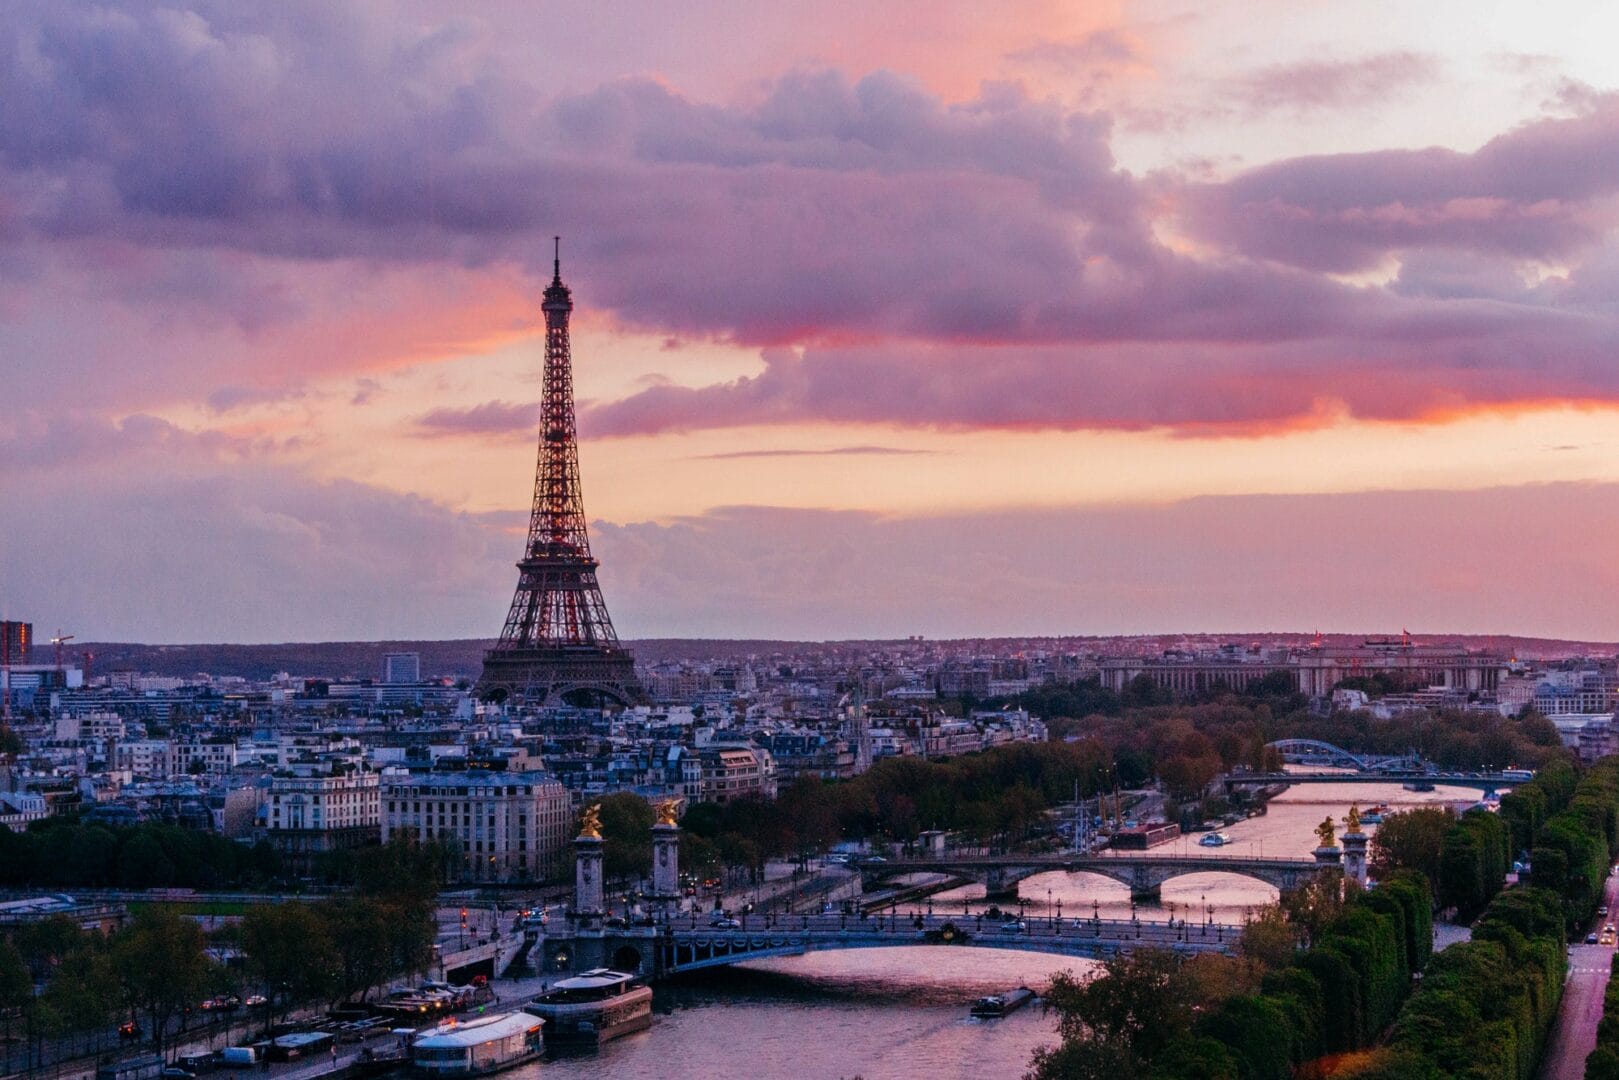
1344,804,1362,833
578,803,603,840
656,799,680,827
1314,815,1337,849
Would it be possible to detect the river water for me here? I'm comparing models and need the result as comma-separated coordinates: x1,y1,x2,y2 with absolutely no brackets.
526,777,1490,1080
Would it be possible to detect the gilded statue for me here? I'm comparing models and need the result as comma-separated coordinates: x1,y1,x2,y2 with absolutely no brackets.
1315,815,1337,849
656,799,680,827
578,803,603,840
1344,804,1362,833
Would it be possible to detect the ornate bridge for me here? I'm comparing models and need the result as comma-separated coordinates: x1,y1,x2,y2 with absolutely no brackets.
534,911,1241,979
857,852,1325,901
1265,739,1424,772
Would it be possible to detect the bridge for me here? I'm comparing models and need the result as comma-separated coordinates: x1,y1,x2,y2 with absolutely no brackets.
1265,739,1425,772
533,911,1242,980
857,852,1325,901
1224,770,1521,795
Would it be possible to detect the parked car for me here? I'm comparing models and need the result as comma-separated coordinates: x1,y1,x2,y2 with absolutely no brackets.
1587,933,1599,944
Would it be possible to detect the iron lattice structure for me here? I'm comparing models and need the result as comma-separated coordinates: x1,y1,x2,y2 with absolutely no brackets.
477,245,643,707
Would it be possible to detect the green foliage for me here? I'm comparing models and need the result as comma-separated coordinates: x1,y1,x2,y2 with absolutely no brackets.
1038,875,1435,1080
1380,756,1619,1080
109,907,213,1055
1437,808,1511,919
0,818,282,890
1368,806,1454,886
594,792,655,878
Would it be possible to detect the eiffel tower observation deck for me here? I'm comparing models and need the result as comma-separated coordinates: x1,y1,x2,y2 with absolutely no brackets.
476,241,644,708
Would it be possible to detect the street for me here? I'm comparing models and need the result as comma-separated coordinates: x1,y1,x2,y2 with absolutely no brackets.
1538,868,1619,1080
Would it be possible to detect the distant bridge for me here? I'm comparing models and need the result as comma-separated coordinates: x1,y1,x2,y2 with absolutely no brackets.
1265,739,1425,772
1224,771,1522,795
857,852,1325,901
534,911,1241,979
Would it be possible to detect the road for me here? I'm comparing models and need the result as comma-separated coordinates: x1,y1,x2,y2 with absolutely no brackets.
1538,868,1619,1080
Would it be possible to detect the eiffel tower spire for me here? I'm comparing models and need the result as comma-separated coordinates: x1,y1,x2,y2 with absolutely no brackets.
476,241,642,707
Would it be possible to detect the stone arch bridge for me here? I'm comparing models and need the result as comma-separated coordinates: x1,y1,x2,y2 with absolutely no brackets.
860,853,1326,901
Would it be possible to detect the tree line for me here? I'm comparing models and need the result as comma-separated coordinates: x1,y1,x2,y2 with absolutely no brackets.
1028,753,1615,1079
1027,870,1434,1079
0,838,441,1068
0,819,285,890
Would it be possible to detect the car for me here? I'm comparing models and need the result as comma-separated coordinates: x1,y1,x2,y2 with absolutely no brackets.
709,916,742,930
161,1068,195,1080
118,1021,142,1041
1606,924,1615,935
864,855,887,864
1600,906,1609,917
243,995,267,1008
1587,933,1599,944
999,920,1026,933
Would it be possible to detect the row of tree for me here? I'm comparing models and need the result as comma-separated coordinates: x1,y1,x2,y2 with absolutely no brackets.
1339,756,1619,1079
0,837,442,1067
0,819,284,890
1028,871,1434,1079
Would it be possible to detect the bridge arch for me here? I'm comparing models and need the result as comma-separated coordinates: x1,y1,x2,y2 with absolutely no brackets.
612,944,643,973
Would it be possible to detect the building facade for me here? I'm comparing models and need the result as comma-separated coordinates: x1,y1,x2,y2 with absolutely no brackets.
381,770,571,882
262,765,381,871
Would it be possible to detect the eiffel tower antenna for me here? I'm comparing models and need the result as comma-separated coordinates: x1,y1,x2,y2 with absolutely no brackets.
476,241,643,708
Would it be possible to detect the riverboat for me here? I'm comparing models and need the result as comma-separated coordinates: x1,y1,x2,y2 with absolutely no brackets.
970,987,1036,1018
523,969,653,1046
1360,805,1389,825
1198,832,1232,847
410,1012,544,1077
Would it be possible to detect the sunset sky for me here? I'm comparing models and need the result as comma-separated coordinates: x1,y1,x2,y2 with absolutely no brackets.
8,1,1619,642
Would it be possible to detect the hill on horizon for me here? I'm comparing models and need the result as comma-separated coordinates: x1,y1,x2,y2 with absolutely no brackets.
27,631,1619,682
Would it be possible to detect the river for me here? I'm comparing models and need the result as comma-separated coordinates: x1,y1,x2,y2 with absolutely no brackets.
524,776,1490,1080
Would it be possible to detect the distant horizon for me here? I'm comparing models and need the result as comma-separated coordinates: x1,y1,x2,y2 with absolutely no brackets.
45,629,1619,651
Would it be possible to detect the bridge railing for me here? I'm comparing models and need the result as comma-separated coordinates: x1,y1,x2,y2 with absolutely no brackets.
656,910,1243,945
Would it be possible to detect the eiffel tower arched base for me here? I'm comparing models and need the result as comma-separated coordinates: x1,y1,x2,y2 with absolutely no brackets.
476,647,644,708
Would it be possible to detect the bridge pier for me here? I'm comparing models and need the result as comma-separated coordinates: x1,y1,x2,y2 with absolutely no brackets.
983,866,1020,901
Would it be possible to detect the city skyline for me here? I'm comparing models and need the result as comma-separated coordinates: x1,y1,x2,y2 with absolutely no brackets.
8,2,1619,641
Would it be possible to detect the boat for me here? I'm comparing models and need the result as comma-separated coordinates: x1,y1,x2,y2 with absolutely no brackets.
410,1011,544,1076
1199,832,1231,847
523,969,653,1046
1360,805,1389,825
971,986,1036,1018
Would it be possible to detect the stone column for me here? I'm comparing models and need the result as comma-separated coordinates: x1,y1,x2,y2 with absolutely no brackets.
1341,804,1369,888
575,834,605,917
651,822,680,910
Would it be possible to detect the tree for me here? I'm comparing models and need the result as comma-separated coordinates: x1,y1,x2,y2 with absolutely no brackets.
109,907,212,1055
241,903,333,1031
1368,806,1455,888
594,793,655,880
0,941,28,1047
1240,905,1301,971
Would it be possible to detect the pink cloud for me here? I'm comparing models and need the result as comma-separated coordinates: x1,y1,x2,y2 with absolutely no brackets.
414,400,539,439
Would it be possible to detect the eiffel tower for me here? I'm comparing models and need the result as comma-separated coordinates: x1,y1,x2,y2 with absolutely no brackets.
476,241,643,708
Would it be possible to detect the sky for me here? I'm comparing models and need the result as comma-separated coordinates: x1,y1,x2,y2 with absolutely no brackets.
8,0,1619,643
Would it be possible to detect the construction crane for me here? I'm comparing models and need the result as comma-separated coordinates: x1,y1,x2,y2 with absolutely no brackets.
51,632,75,673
